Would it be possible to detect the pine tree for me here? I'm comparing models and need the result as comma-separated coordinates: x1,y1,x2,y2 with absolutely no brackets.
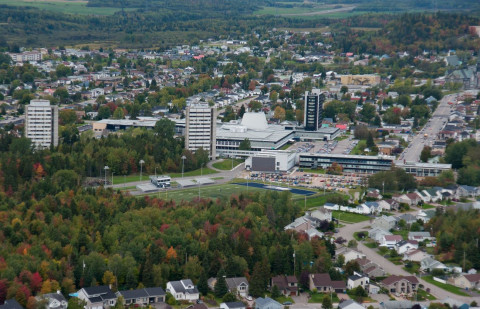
142,248,154,287
249,262,265,297
214,269,228,298
366,132,375,149
197,272,209,296
271,285,281,300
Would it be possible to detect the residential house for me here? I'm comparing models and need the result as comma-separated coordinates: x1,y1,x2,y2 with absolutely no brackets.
380,276,419,294
354,257,386,278
220,302,246,309
255,297,282,309
284,217,312,233
271,275,298,296
166,279,199,301
368,228,392,243
372,216,397,231
395,240,419,254
416,210,436,223
380,235,403,248
225,277,249,298
379,301,413,309
309,207,332,222
36,292,68,309
395,214,417,226
456,185,480,198
336,247,366,263
338,300,365,309
0,300,23,309
366,189,382,200
309,273,346,293
405,193,422,206
402,249,430,262
116,287,166,306
77,286,117,309
420,257,448,273
347,272,369,290
408,232,434,242
393,194,415,206
448,274,480,289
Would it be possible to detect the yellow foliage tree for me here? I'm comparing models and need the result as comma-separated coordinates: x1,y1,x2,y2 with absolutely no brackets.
166,246,178,261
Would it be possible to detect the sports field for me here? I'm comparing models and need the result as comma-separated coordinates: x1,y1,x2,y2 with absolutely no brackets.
149,183,315,204
0,0,133,15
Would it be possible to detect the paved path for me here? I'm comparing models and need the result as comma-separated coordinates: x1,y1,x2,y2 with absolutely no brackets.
337,219,480,303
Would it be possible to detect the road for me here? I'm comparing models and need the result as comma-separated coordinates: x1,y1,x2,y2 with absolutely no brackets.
337,219,480,303
399,93,456,163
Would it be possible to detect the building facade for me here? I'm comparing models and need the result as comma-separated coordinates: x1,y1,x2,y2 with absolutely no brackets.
304,90,324,131
185,104,216,158
25,100,59,149
298,153,394,174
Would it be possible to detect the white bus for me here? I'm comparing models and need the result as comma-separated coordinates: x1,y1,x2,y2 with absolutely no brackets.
150,175,171,188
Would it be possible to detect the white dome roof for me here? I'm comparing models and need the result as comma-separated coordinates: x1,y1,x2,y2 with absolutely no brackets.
241,112,268,131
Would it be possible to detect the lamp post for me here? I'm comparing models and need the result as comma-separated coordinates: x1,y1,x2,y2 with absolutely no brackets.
104,166,109,186
112,171,114,186
139,159,145,181
155,166,158,178
181,155,186,178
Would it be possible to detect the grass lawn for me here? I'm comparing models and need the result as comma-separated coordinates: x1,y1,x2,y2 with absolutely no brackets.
274,296,294,304
293,193,348,209
308,293,339,303
387,256,403,265
280,143,292,150
212,159,243,170
170,168,218,178
421,204,436,209
0,0,133,15
392,229,408,240
365,242,378,248
149,183,305,203
415,288,436,301
403,262,420,274
332,211,370,223
423,276,469,296
298,168,326,174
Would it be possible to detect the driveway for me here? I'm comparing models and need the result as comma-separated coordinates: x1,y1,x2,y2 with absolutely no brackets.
337,220,480,303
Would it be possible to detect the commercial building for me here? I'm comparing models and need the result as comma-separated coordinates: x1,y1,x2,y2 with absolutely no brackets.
92,117,185,136
25,99,58,149
185,104,216,158
304,90,325,131
245,150,297,172
216,112,294,157
340,74,381,86
396,162,452,177
298,153,394,174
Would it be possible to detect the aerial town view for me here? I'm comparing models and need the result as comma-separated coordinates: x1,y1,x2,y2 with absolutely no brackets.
1,1,480,309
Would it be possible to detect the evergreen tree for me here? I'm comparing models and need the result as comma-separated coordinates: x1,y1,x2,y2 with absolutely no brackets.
214,269,228,298
366,132,375,149
322,295,332,309
249,262,265,297
197,272,209,296
271,285,281,300
142,248,154,287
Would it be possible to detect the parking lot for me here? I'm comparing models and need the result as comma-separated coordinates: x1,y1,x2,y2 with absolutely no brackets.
287,136,355,155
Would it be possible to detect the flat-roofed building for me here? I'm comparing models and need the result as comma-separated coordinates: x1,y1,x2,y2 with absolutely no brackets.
299,153,394,174
304,89,325,131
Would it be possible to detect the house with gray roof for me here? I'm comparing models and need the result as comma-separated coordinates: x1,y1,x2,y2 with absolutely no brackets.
225,277,249,298
220,302,246,309
0,300,23,309
338,300,364,309
116,287,166,306
372,216,397,231
255,297,282,309
420,257,448,273
36,292,68,309
368,227,392,243
77,286,117,309
166,279,199,301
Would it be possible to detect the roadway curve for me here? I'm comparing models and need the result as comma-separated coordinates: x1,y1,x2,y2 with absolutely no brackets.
337,219,480,303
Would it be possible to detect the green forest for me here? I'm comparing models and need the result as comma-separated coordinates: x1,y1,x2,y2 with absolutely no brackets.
0,126,338,306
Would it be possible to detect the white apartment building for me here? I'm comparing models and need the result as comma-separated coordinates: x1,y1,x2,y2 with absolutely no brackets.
9,51,43,62
25,100,59,149
185,104,216,158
